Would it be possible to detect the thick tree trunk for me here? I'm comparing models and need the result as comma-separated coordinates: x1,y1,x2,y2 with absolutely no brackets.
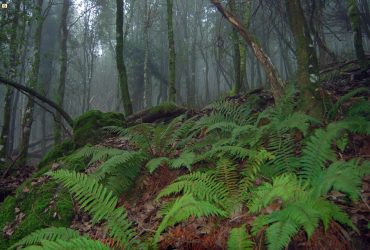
54,0,70,145
0,1,21,161
285,0,323,118
17,0,45,166
166,0,176,103
116,0,133,115
210,0,284,100
347,0,368,69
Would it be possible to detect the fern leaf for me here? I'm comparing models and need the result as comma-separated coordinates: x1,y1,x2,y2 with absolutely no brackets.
310,160,366,200
49,170,142,249
227,225,253,250
169,151,196,171
11,227,80,249
23,237,111,250
146,157,170,173
157,172,229,207
153,194,227,244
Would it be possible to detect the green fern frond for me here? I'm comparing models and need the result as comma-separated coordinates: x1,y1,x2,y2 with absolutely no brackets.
22,237,110,250
310,160,367,200
264,219,299,250
227,224,253,250
300,122,346,180
207,121,239,135
205,145,250,160
169,151,196,171
92,151,147,181
157,172,229,206
103,125,127,137
48,170,142,249
265,132,298,176
328,87,369,119
346,100,370,118
146,157,170,173
11,227,80,249
231,125,262,148
153,194,227,244
247,174,305,213
215,158,239,197
240,149,274,193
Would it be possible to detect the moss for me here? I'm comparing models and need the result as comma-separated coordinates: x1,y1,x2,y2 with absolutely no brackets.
148,102,177,115
0,196,16,249
38,139,75,168
0,181,73,248
73,110,125,147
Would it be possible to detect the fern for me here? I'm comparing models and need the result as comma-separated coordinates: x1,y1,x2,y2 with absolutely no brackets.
310,160,369,200
146,157,170,173
346,100,370,118
240,149,274,193
264,132,298,176
169,151,196,171
205,145,250,160
227,225,253,250
328,87,369,119
153,194,227,244
11,227,80,249
48,170,143,249
157,172,230,207
22,237,111,250
214,158,239,197
247,174,305,214
249,174,355,250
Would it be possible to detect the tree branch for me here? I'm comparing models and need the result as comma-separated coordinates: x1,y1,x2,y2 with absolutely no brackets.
0,76,74,127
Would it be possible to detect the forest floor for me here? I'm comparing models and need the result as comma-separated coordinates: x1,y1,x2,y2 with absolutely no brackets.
1,60,370,249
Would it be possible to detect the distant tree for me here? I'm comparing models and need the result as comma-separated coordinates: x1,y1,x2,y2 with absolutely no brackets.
54,0,70,145
0,0,21,161
17,0,45,166
166,0,176,103
347,0,368,69
116,0,133,115
211,0,284,100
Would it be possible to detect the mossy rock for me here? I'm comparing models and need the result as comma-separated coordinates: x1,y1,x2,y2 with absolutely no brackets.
0,180,73,248
148,102,178,115
38,139,75,168
73,110,125,147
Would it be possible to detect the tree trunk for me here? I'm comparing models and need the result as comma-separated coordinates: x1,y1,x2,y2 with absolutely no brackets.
210,0,284,101
17,0,45,167
347,0,368,69
0,0,21,162
166,0,176,103
285,0,323,118
143,0,151,108
116,0,133,115
229,0,241,95
54,0,70,145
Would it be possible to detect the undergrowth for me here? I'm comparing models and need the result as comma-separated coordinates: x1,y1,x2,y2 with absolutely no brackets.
11,86,370,250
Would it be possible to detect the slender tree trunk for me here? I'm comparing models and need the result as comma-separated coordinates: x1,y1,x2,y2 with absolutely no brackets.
116,0,133,115
0,1,21,162
166,0,176,103
229,0,241,95
54,0,70,145
285,0,323,118
17,0,45,167
143,0,151,108
211,0,284,100
347,0,368,69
